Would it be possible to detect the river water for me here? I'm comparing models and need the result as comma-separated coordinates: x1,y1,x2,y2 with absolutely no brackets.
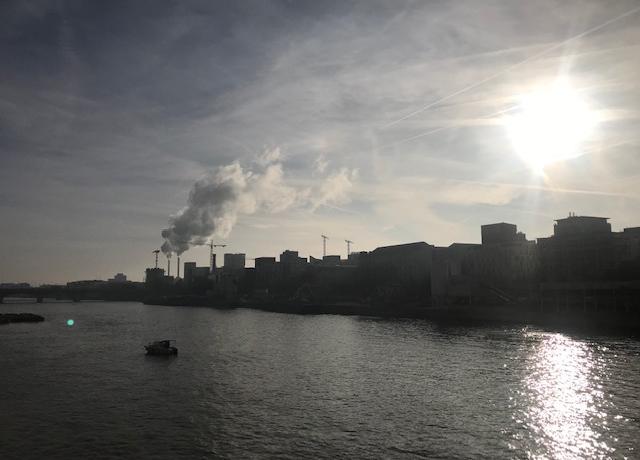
1,302,639,459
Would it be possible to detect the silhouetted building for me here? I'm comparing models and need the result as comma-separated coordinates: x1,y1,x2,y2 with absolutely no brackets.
431,243,480,304
280,250,307,274
193,267,210,279
145,268,165,287
223,253,246,271
254,257,277,289
363,242,434,303
538,215,615,282
280,250,306,265
108,273,127,283
183,262,210,286
553,215,611,237
613,227,640,280
322,255,341,266
183,262,196,284
306,264,358,302
255,257,276,269
430,224,538,303
67,280,107,288
309,255,322,265
347,251,366,266
470,223,537,290
481,222,526,245
145,214,640,309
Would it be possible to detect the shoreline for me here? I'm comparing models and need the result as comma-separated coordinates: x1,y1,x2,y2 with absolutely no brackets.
6,297,637,334
143,296,640,334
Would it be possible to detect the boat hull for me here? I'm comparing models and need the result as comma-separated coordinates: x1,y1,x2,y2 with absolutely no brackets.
144,346,178,356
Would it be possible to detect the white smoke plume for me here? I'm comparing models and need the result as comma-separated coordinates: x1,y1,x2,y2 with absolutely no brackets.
160,148,356,255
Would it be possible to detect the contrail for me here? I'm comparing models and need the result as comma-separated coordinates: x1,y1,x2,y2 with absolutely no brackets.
441,177,635,199
379,106,516,149
380,5,640,130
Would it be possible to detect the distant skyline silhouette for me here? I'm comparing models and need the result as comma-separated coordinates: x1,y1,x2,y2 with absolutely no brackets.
2,0,640,284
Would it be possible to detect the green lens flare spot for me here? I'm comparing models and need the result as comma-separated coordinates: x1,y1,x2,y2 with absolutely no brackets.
66,319,75,327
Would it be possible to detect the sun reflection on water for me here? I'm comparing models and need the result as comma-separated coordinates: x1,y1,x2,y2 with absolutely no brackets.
513,333,613,459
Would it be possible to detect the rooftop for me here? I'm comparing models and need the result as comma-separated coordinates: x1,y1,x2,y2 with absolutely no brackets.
555,215,609,222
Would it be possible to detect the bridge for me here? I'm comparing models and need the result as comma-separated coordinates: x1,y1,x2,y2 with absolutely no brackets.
0,283,147,304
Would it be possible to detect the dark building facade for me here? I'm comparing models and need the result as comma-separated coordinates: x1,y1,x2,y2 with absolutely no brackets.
322,255,341,266
223,253,246,271
254,257,277,290
361,242,434,303
145,267,165,285
471,223,537,290
145,214,640,313
481,222,526,245
538,216,616,282
614,227,640,280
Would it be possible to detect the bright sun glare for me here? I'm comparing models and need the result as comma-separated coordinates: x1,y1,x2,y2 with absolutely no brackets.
505,81,597,173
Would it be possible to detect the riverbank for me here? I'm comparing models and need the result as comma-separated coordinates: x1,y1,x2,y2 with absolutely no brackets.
144,295,640,333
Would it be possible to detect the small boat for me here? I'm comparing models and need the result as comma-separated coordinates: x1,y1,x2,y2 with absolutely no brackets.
145,339,178,356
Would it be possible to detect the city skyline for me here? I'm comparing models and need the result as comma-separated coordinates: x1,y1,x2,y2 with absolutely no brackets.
2,0,640,284
3,212,638,286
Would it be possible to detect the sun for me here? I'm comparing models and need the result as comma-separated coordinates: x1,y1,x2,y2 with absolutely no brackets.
504,80,597,173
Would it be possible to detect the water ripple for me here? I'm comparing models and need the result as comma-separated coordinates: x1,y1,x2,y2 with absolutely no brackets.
1,303,639,459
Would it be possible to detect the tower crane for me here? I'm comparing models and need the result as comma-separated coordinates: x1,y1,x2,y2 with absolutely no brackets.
208,241,227,270
345,239,354,256
321,235,329,257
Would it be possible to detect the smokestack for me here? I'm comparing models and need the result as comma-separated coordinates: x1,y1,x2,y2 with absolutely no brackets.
177,256,180,278
211,253,216,272
167,257,171,276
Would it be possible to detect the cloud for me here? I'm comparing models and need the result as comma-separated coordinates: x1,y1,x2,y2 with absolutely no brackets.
160,149,358,254
257,146,282,166
313,155,328,174
309,167,358,211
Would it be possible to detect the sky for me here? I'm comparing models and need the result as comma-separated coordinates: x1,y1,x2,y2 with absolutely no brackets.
1,0,639,284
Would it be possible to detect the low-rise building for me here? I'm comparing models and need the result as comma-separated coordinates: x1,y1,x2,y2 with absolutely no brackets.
108,273,127,283
322,255,341,266
469,223,538,292
362,242,434,303
346,251,367,266
280,250,307,275
481,222,526,245
431,243,480,304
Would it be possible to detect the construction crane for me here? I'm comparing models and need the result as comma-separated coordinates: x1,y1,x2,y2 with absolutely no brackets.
345,239,354,256
208,241,227,270
321,235,329,257
152,250,160,268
